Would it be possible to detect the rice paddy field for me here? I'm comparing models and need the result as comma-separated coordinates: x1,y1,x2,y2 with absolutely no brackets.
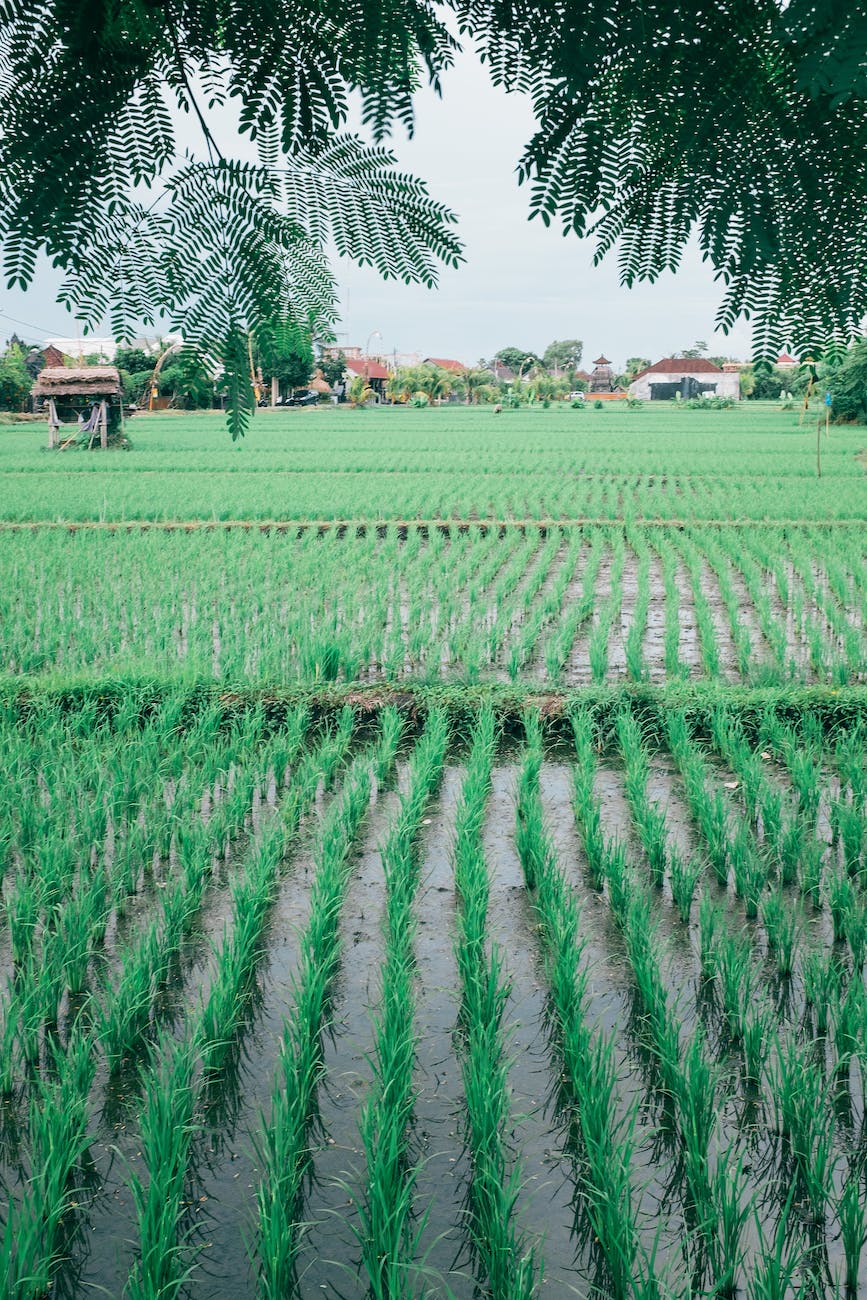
1,403,867,1298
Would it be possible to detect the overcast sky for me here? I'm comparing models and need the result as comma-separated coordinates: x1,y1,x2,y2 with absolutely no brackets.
0,48,754,369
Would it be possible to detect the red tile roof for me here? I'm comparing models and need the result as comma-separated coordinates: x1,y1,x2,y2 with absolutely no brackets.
424,357,466,372
345,357,390,381
632,357,724,381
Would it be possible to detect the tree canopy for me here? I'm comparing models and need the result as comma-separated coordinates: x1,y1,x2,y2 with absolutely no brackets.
542,339,583,373
2,0,866,434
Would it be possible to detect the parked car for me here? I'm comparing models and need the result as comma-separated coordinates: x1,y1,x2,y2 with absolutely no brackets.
286,390,319,406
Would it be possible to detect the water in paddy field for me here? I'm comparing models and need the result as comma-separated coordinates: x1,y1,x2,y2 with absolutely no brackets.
2,730,867,1298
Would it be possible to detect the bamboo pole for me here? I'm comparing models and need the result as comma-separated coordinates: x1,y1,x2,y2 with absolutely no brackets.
99,399,107,450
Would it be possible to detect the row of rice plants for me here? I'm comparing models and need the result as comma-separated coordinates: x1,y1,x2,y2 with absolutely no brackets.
571,707,750,1293
514,713,656,1297
713,529,791,676
452,707,539,1296
540,532,606,682
98,709,310,1073
694,531,755,680
2,1030,95,1298
255,710,403,1295
746,529,849,683
623,528,652,682
197,708,356,1076
668,532,722,678
356,709,450,1295
786,531,865,680
647,533,690,679
614,709,702,919
506,529,585,679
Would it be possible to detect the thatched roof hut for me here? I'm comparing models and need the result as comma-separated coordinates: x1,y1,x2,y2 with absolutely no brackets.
32,366,125,448
32,366,122,399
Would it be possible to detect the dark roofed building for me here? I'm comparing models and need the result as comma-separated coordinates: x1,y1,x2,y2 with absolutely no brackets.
628,357,740,401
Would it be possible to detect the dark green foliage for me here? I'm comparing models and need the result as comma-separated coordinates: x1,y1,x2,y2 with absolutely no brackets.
830,339,867,422
255,319,314,396
493,347,541,374
0,344,31,411
458,0,867,358
541,338,582,372
114,347,155,374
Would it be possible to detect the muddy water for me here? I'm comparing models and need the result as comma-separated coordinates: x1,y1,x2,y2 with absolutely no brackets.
642,548,668,683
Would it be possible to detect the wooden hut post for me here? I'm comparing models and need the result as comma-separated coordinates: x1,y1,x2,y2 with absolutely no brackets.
47,400,59,449
99,400,108,449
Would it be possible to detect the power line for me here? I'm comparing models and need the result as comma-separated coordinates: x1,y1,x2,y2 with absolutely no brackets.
0,307,67,339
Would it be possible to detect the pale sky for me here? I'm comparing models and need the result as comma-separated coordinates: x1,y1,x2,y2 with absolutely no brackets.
0,48,753,369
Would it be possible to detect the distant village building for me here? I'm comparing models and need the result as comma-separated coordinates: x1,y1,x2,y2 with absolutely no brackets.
776,352,798,369
44,337,116,362
42,344,69,368
488,361,515,382
344,356,390,398
423,357,466,373
628,358,740,401
588,355,619,393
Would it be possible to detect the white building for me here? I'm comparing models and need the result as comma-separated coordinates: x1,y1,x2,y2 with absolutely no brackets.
628,358,741,401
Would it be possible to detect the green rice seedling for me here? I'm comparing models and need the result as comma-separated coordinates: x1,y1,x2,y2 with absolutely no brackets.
0,997,18,1095
730,825,765,919
828,870,854,943
832,797,866,883
803,949,843,1037
2,1029,94,1298
761,889,800,977
844,899,867,971
8,875,38,966
742,1003,772,1089
798,835,825,908
653,536,690,680
774,1039,838,1222
831,975,865,1070
837,1166,867,1294
126,1036,197,1300
624,533,651,682
673,533,721,679
716,929,754,1042
669,849,703,923
748,1188,809,1300
708,1145,750,1298
616,708,667,888
666,712,730,885
698,890,723,981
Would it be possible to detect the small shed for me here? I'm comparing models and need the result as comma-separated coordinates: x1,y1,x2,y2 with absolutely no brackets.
32,366,125,449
